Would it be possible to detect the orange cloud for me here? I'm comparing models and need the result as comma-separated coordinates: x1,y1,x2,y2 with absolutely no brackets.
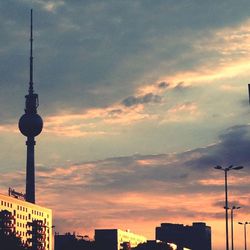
0,124,18,134
41,102,159,137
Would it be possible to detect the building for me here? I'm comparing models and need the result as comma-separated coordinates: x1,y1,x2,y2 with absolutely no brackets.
156,222,211,250
54,232,94,250
134,240,173,250
95,229,147,250
0,192,52,250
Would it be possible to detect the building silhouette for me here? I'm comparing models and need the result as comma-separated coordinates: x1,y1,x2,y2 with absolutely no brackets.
55,232,94,250
156,222,211,250
0,9,52,250
0,210,26,250
95,229,147,250
134,240,173,250
0,210,15,236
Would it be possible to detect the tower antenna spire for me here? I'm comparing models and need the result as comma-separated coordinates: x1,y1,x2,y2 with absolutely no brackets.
29,8,33,94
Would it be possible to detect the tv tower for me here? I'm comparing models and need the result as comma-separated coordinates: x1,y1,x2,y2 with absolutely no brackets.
18,9,43,204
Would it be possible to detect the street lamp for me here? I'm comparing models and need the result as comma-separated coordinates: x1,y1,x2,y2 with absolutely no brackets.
229,206,241,250
214,165,244,250
238,222,250,250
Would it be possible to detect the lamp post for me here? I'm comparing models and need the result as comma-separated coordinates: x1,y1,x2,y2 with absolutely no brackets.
229,206,241,250
238,222,250,250
214,165,243,250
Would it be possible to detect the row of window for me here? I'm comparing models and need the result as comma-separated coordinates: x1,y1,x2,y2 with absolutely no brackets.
1,201,37,216
17,213,28,220
1,200,13,208
16,230,27,237
17,222,27,228
1,200,50,220
17,205,27,212
32,210,44,217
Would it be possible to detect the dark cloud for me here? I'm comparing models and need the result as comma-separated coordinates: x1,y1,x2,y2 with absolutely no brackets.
1,0,250,121
107,109,123,117
101,207,223,221
187,125,250,170
21,125,250,197
173,82,190,91
122,93,162,107
213,200,245,209
158,82,169,89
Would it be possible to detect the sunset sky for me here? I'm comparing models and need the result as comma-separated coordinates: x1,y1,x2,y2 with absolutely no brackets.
1,1,250,249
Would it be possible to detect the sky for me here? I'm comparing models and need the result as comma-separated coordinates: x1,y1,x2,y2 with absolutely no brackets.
0,0,250,249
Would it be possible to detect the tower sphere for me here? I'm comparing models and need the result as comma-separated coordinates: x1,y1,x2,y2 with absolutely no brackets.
19,113,43,137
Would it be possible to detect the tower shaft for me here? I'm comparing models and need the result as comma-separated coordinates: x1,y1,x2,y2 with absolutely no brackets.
26,137,35,203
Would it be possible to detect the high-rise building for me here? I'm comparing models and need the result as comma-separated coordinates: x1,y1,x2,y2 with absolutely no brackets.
156,222,211,250
0,193,52,250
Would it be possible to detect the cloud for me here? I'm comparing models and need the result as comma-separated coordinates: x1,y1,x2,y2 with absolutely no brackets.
160,102,200,123
158,82,170,89
42,123,250,204
1,0,250,123
173,82,189,91
0,124,248,250
1,124,249,240
122,93,162,107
